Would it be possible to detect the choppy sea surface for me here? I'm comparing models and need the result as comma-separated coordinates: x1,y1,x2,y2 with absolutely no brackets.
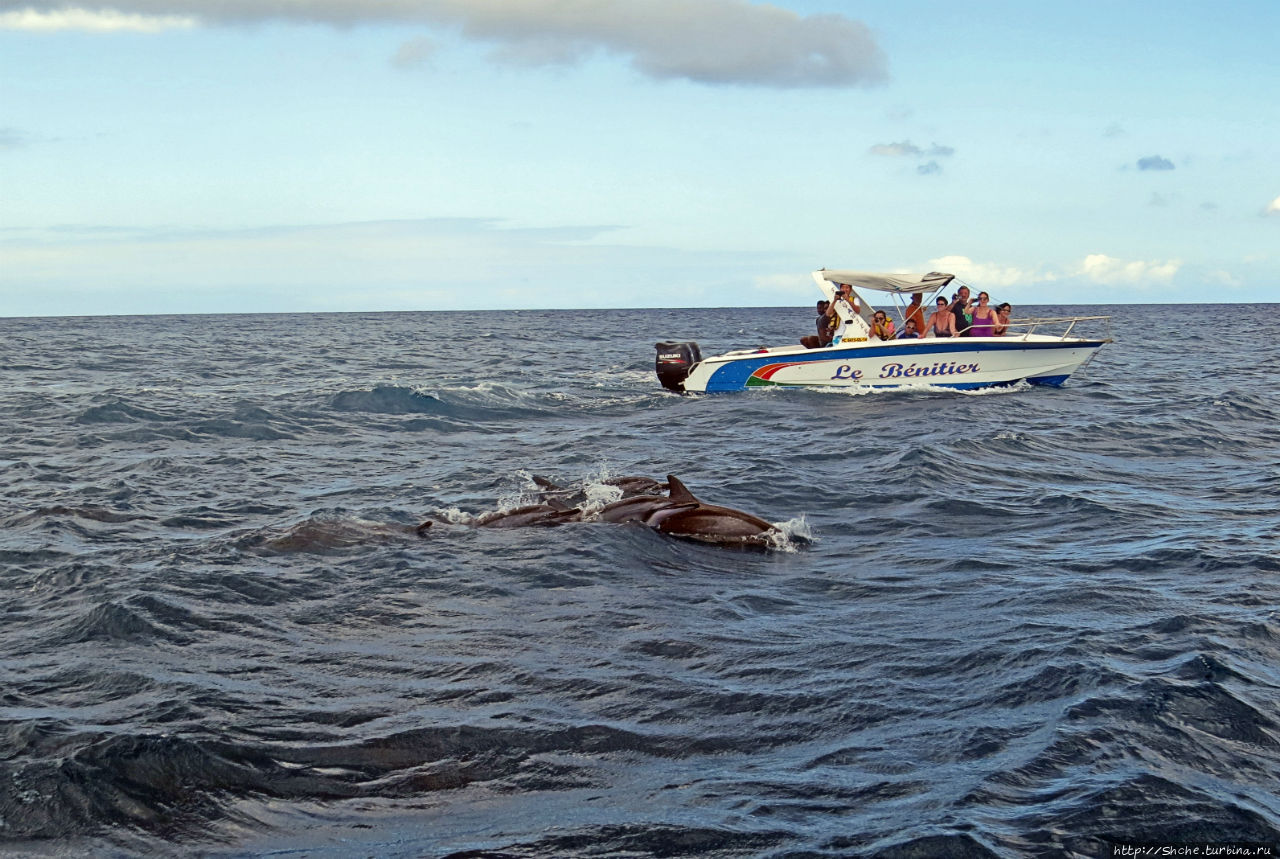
1,303,1278,858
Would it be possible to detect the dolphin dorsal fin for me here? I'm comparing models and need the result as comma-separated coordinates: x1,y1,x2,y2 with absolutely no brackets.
532,475,560,490
666,474,699,504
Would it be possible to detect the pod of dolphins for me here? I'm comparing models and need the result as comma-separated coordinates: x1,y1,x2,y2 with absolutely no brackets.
417,474,784,547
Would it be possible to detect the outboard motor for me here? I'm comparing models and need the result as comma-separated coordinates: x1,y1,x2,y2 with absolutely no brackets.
655,341,701,392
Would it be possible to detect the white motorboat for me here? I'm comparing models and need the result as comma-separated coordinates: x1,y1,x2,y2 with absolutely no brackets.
655,269,1111,393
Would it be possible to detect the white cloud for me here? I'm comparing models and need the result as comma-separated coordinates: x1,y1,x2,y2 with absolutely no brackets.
868,141,953,158
928,255,1036,288
869,141,922,157
1,1,888,88
1078,254,1180,285
1265,194,1280,216
0,8,195,32
923,253,1185,294
0,218,793,315
752,272,811,295
1206,270,1241,288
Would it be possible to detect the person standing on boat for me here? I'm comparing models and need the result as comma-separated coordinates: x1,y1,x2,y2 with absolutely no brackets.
904,292,926,338
969,292,998,336
926,296,958,337
824,283,866,341
950,286,973,336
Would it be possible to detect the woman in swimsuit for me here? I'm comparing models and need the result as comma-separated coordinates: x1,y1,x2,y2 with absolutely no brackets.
925,296,957,337
968,292,998,337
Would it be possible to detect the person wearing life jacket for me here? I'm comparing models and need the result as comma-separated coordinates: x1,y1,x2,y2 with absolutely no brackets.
823,283,860,325
870,310,896,341
823,283,867,342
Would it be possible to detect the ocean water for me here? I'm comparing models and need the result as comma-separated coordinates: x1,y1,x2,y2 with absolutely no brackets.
1,302,1277,858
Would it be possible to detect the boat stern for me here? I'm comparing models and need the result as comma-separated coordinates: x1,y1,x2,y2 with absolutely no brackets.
655,341,702,392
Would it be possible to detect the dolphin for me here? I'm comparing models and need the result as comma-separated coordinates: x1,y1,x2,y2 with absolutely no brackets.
594,494,696,525
414,499,579,534
472,500,580,528
606,476,670,497
643,475,779,546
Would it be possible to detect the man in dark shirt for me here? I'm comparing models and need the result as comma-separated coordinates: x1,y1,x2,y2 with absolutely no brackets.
802,300,836,348
815,300,836,346
950,285,972,337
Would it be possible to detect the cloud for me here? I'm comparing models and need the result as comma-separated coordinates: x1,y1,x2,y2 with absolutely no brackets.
1137,155,1175,171
869,141,922,157
392,36,438,69
928,256,1037,288
1,1,888,88
1265,194,1280,216
751,272,812,296
1078,254,1180,285
870,140,954,176
0,8,195,31
0,218,794,315
868,140,954,158
1103,122,1125,138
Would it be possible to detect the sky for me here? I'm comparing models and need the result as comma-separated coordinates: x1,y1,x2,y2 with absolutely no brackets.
2,0,1278,316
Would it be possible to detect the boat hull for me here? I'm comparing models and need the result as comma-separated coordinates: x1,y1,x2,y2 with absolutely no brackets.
678,338,1106,393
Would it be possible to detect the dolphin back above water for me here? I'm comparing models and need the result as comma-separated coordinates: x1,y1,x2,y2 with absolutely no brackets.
472,502,580,528
645,475,780,546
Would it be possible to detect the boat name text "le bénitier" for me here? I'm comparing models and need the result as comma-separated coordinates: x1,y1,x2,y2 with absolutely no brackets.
832,360,982,381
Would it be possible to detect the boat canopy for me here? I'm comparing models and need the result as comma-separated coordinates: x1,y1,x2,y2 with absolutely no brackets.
815,270,956,294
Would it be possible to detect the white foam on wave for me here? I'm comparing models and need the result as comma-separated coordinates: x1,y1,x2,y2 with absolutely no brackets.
435,506,474,525
958,380,1032,397
493,469,543,511
568,464,625,513
768,515,814,552
580,482,624,513
807,379,1033,398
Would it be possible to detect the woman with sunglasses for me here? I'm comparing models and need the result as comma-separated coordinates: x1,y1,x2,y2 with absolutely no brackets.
926,295,957,337
993,302,1012,336
968,292,999,337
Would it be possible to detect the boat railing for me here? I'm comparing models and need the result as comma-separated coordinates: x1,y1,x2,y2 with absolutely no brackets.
1003,314,1113,342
